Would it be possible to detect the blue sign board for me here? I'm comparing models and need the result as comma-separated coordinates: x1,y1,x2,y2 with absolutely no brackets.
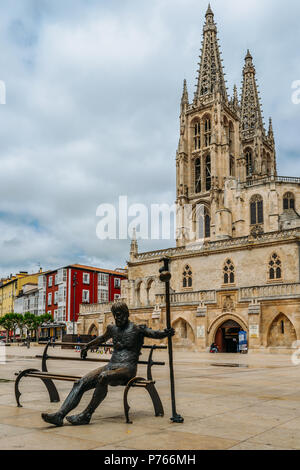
239,331,248,352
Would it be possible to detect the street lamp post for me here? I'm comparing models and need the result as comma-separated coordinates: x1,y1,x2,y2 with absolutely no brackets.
72,272,78,336
159,257,184,424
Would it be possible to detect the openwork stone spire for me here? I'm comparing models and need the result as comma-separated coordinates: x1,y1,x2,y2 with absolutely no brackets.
240,50,265,135
181,79,189,108
130,228,138,261
194,4,228,103
268,117,274,142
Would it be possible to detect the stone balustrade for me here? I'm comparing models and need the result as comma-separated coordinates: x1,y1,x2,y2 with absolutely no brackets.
246,176,300,188
156,290,216,306
80,302,113,315
239,283,300,301
134,228,300,262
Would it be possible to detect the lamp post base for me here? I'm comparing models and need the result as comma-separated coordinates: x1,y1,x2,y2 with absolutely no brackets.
171,414,184,424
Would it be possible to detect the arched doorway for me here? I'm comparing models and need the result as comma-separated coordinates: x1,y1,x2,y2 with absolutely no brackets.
215,320,243,353
88,324,98,337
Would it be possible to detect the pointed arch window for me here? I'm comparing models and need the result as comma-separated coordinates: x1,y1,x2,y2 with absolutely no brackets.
245,150,253,176
183,266,193,288
195,158,201,194
223,259,235,285
269,253,282,280
194,121,201,151
229,122,234,154
250,195,263,226
283,192,295,211
206,155,211,191
204,118,212,147
230,156,235,177
204,207,211,238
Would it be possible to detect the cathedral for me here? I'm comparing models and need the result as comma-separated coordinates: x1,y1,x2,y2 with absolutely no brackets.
79,5,300,353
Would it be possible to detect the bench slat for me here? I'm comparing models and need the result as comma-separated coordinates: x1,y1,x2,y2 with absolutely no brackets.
35,355,165,367
26,373,79,382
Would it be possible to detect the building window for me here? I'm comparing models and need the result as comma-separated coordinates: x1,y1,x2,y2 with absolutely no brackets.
48,276,53,288
281,320,285,335
250,195,264,225
54,291,58,305
229,122,234,154
114,278,121,289
194,121,201,150
283,192,295,211
204,118,212,147
223,260,235,285
230,156,235,177
183,266,192,288
54,274,58,285
204,208,211,238
269,253,282,280
98,273,109,287
195,158,201,194
82,290,90,303
47,293,52,306
98,288,109,303
206,155,211,191
83,273,90,285
246,149,253,176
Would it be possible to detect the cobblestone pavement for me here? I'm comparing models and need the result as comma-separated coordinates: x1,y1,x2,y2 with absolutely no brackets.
0,345,299,450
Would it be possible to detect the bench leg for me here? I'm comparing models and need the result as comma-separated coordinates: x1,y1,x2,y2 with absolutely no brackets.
145,383,164,418
123,378,164,424
15,369,60,407
123,377,145,424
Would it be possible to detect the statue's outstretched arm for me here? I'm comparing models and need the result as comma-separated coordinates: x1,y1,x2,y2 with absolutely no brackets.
141,325,175,340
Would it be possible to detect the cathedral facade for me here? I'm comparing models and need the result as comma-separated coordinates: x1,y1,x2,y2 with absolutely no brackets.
79,6,300,353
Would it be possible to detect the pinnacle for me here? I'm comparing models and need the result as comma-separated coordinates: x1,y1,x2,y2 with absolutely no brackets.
181,79,189,104
206,3,214,16
245,49,253,61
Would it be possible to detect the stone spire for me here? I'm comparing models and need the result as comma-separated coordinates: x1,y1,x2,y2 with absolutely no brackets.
268,117,274,142
232,84,239,108
130,228,138,261
181,79,189,110
240,50,265,135
194,5,228,103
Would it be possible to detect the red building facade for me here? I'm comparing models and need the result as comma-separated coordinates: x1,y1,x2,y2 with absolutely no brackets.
44,264,126,333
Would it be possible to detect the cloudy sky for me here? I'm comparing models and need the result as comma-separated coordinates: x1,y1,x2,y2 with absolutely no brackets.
0,0,299,277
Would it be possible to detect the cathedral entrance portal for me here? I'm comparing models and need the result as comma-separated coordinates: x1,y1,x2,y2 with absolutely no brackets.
215,320,243,353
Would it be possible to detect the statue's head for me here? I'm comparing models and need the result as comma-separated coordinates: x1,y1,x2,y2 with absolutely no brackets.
111,302,130,328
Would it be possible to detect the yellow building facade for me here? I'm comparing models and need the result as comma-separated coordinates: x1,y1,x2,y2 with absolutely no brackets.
0,271,43,317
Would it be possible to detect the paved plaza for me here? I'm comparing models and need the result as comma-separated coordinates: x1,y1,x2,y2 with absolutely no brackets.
0,345,299,450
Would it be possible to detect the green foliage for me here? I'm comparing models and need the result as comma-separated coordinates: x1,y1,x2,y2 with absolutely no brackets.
0,312,53,341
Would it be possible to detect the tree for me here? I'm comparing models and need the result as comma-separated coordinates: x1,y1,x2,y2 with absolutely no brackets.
23,313,36,339
24,312,52,341
0,314,15,342
34,313,52,341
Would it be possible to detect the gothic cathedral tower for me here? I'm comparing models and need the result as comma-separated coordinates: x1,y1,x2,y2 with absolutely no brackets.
176,5,276,247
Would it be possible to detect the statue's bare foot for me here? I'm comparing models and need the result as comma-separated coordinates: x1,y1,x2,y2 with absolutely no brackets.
66,413,91,426
41,412,63,427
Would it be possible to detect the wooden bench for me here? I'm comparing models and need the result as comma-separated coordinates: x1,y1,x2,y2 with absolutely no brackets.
14,341,167,424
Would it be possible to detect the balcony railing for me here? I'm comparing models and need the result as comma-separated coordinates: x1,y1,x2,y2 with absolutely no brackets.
246,176,300,187
156,290,216,306
239,283,300,301
134,228,300,262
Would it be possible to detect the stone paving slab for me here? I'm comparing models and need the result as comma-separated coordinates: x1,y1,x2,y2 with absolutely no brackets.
0,346,299,450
